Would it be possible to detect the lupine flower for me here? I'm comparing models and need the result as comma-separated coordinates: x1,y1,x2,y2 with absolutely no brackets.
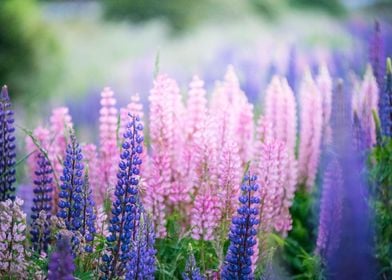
98,87,120,200
49,107,73,214
298,70,323,189
182,252,205,280
0,86,16,201
316,65,333,146
0,198,28,278
221,173,260,279
48,237,76,280
380,57,392,137
264,76,297,155
353,66,379,147
120,94,144,138
100,114,144,279
316,159,343,262
30,152,53,254
82,143,102,207
57,135,88,252
80,173,96,253
236,101,254,166
145,74,184,236
125,213,156,280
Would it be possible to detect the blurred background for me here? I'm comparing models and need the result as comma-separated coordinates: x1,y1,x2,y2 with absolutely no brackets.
1,0,391,131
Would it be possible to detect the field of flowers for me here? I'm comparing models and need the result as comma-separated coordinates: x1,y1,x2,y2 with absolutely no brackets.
1,3,392,279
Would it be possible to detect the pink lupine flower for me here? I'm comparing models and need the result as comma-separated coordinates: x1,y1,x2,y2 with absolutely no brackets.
190,192,220,241
98,87,119,199
217,139,241,224
298,71,323,190
95,205,109,237
264,76,297,155
353,66,379,147
235,102,254,165
0,198,28,278
316,64,333,146
255,115,273,145
48,107,73,214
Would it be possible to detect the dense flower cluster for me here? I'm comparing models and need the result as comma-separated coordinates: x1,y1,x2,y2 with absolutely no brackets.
100,114,144,279
221,173,260,279
0,198,28,278
0,86,16,201
30,152,53,254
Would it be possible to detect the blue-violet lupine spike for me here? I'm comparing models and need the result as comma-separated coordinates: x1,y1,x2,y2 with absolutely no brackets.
100,114,144,280
30,152,53,254
80,171,96,253
381,57,392,137
221,172,260,280
0,85,16,201
48,237,76,280
182,252,205,280
125,212,156,280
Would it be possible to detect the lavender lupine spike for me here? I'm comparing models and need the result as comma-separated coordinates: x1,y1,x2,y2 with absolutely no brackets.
0,86,16,201
182,252,205,280
48,237,76,280
221,172,260,280
100,114,144,279
30,152,53,254
380,57,392,137
0,198,28,278
125,213,156,280
316,159,343,261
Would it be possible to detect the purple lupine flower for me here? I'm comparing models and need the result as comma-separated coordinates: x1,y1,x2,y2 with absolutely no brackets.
57,134,87,251
125,213,156,280
316,159,344,261
370,20,385,100
100,114,144,279
48,237,76,280
30,152,53,254
0,86,16,201
380,57,392,137
80,172,96,253
221,172,260,280
182,252,205,280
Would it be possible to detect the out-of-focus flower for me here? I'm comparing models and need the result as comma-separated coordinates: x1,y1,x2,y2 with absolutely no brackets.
80,173,96,253
316,65,333,147
221,173,260,279
182,251,205,280
0,198,28,277
298,70,323,190
0,86,16,201
48,237,75,280
380,57,392,137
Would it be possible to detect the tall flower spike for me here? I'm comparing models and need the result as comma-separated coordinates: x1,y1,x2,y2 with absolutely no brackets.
80,172,96,253
298,70,323,190
125,213,156,280
98,87,119,200
120,94,144,139
30,152,53,254
316,159,343,261
370,20,385,97
0,86,16,201
381,58,392,137
0,198,28,278
221,173,260,280
48,237,76,280
82,143,103,208
49,106,73,214
316,64,333,147
100,114,144,279
57,134,86,251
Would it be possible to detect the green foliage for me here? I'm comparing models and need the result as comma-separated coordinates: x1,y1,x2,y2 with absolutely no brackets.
0,0,60,105
370,138,392,279
289,0,346,16
282,187,316,276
